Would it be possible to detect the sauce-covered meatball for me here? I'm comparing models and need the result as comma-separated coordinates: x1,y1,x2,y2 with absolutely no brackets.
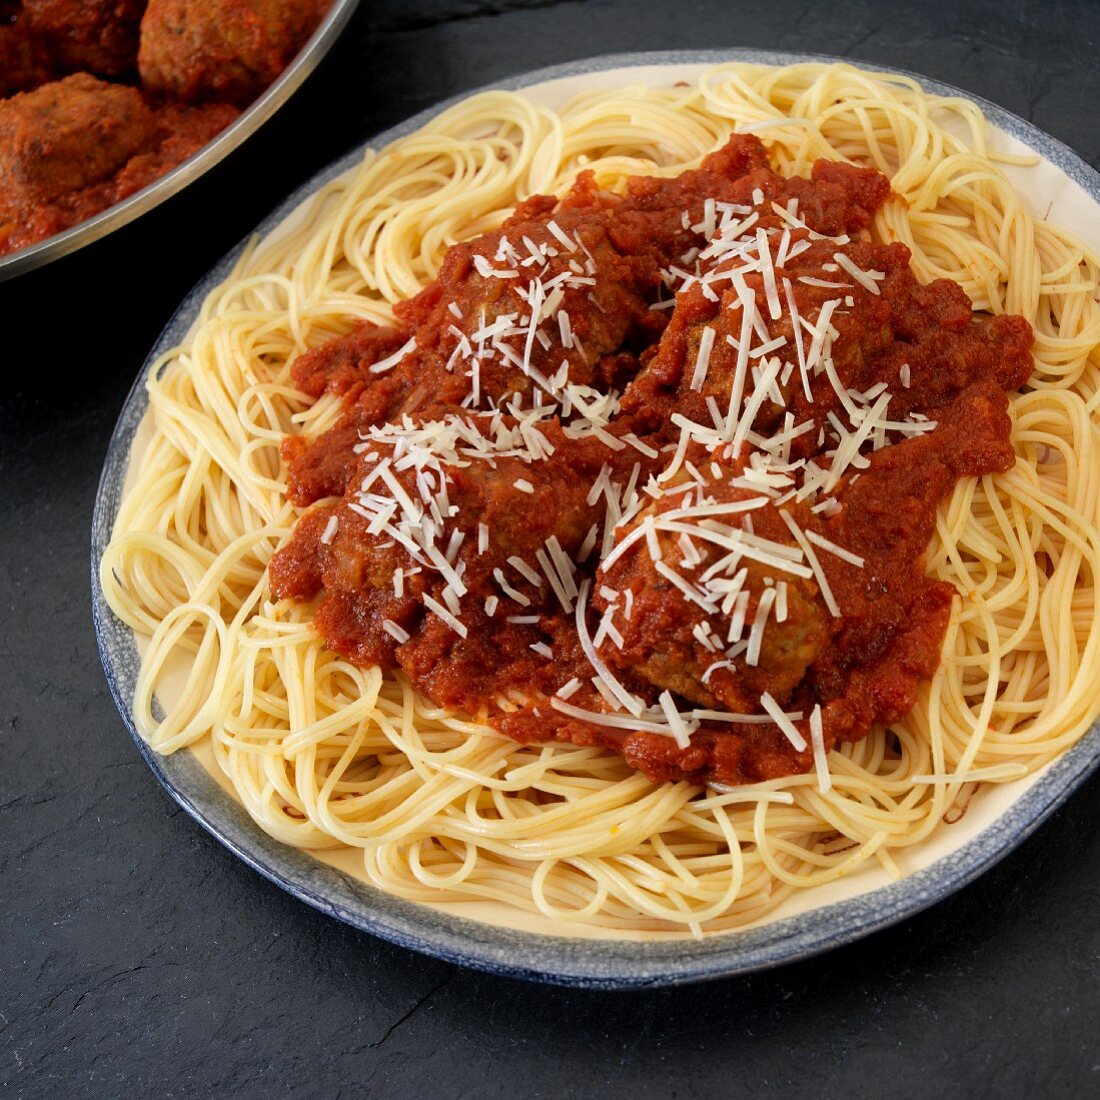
138,0,323,106
0,72,237,255
23,0,147,77
0,7,59,97
0,73,156,206
594,456,831,715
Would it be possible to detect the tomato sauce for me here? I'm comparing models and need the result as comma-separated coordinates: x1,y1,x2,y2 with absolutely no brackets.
0,73,237,256
269,135,1033,787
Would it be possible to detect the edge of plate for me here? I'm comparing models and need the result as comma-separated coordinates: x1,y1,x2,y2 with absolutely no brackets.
91,47,1100,990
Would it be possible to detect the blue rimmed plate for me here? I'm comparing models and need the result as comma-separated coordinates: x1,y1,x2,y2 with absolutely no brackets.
92,49,1100,989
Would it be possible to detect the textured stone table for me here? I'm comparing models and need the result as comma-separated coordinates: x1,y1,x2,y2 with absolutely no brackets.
3,1,1099,1094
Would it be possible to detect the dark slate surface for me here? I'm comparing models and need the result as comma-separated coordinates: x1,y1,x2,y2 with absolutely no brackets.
3,0,1099,1094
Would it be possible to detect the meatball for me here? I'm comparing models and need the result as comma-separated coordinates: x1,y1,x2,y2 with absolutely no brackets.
0,8,59,97
138,0,324,106
270,414,633,677
22,0,146,77
0,73,157,206
594,450,831,713
281,188,671,505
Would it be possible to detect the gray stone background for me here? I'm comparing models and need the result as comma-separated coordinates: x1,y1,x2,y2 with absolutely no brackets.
3,1,1099,1095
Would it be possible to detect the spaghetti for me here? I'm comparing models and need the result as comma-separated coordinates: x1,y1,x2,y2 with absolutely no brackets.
101,62,1100,936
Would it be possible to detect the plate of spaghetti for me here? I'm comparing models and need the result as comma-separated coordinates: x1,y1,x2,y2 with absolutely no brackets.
93,50,1100,988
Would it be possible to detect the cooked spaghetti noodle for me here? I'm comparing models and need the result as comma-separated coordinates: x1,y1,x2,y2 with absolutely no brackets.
101,62,1100,936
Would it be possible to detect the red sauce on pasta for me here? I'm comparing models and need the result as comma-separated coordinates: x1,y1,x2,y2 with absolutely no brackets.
270,135,1033,787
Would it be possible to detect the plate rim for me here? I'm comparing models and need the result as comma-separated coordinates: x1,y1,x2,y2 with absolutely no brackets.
91,47,1100,990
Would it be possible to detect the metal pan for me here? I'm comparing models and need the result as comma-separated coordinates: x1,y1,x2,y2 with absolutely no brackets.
0,0,360,283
